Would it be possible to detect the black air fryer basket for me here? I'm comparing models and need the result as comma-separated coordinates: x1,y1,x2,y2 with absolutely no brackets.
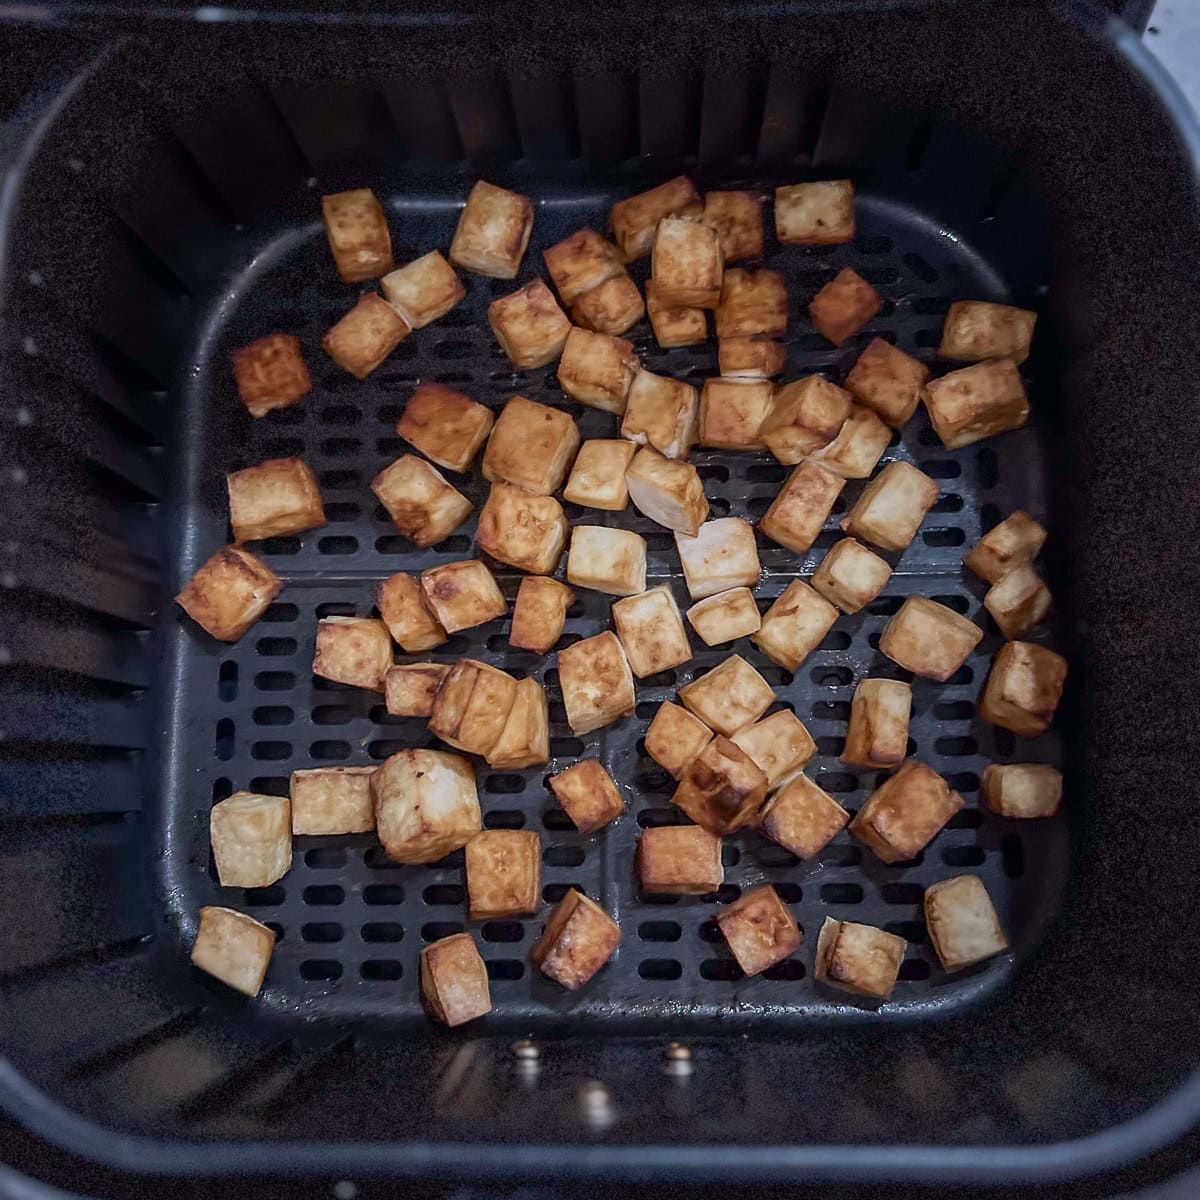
2,0,1199,1193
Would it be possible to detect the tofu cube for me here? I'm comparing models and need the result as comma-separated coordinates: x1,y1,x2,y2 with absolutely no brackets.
609,175,702,260
840,460,940,552
384,663,449,718
678,653,774,737
714,885,801,977
420,933,492,1027
227,456,325,544
809,267,883,347
510,575,574,654
963,510,1047,584
482,394,581,496
718,336,786,379
176,545,281,642
982,763,1064,818
923,359,1030,449
644,701,713,780
841,678,912,770
395,383,494,473
806,404,891,479
372,748,481,863
380,250,464,328
674,518,761,601
321,188,393,282
760,773,849,860
751,580,839,672
686,587,762,646
313,616,393,691
815,917,905,1000
672,735,769,835
557,326,639,414
651,216,723,309
428,659,519,757
879,597,983,682
488,279,571,369
730,709,818,789
702,190,764,261
549,759,625,834
563,439,637,511
419,560,507,634
322,292,410,379
531,889,621,989
939,300,1037,364
620,369,699,460
774,180,854,245
638,825,723,895
210,791,291,888
486,676,550,769
566,525,647,597
475,483,567,575
979,640,1068,737
557,631,636,735
449,179,533,279
231,334,311,419
290,766,376,835
757,461,846,553
625,448,708,537
811,537,892,614
465,830,541,919
376,572,447,653
543,228,624,305
571,272,645,337
191,907,276,997
646,279,707,349
698,378,774,450
850,760,964,864
984,563,1052,640
714,268,788,339
924,875,1009,972
845,337,930,428
760,375,853,464
371,454,473,548
612,584,692,678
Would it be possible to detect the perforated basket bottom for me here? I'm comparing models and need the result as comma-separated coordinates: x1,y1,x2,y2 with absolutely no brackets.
161,186,1068,1031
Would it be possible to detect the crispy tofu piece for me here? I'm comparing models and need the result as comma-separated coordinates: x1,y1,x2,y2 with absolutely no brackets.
674,517,761,600
923,359,1029,449
232,334,311,419
210,792,291,888
612,584,692,678
924,875,1009,972
420,932,492,1026
395,383,494,473
774,180,854,245
982,763,1063,818
290,766,376,835
939,300,1037,364
465,830,541,919
543,228,625,304
488,279,572,369
760,375,853,464
371,454,473,548
715,885,801,976
372,748,480,863
811,537,892,614
718,336,786,379
428,659,519,757
815,917,905,999
638,825,723,895
322,188,393,283
376,572,447,652
191,907,276,997
549,759,625,834
702,190,764,262
979,640,1067,737
557,326,639,414
571,272,645,337
760,774,849,860
730,710,817,789
486,676,550,769
566,525,647,596
322,293,410,379
842,678,912,770
609,175,702,260
651,216,723,309
482,395,580,496
228,456,325,544
678,653,774,737
757,461,846,553
313,616,393,691
809,267,883,347
644,701,713,780
984,563,1052,640
384,663,450,718
176,545,281,642
645,278,707,349
672,735,769,834
698,378,774,450
841,461,940,552
626,447,708,536
563,439,637,511
621,369,699,460
686,587,762,646
807,404,891,479
879,597,982,682
531,889,621,990
449,180,533,279
420,560,507,634
380,251,464,329
476,483,567,575
752,580,839,672
845,337,930,428
510,576,574,654
557,630,636,735
850,760,964,863
715,268,788,339
963,511,1047,585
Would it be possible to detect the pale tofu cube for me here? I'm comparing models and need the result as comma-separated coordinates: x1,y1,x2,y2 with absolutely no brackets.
191,907,276,997
372,748,481,863
549,759,625,834
809,267,883,347
321,188,393,282
210,792,292,888
702,190,764,261
677,653,774,736
313,616,393,691
176,545,282,642
563,439,637,511
531,890,621,990
675,517,761,600
698,378,774,450
609,174,702,260
543,228,625,304
475,483,567,575
751,580,839,672
371,454,473,548
486,676,550,769
395,383,494,473
620,369,699,460
383,663,449,718
646,278,707,349
488,279,572,369
651,217,723,309
774,180,854,245
984,563,1052,640
557,631,636,735
963,510,1047,584
845,337,930,428
644,701,714,780
923,359,1029,449
807,404,891,479
815,917,905,999
228,456,325,544
625,448,708,536
376,572,447,653
760,375,853,464
290,766,376,835
686,587,762,646
380,250,464,328
879,597,982,682
428,659,519,757
612,584,692,678
939,300,1037,364
557,326,639,414
924,875,1009,972
730,710,817,789
566,525,647,597
979,640,1067,737
714,268,788,339
482,394,581,496
420,933,492,1027
465,830,541,919
638,825,723,895
510,576,574,654
672,735,769,835
840,460,940,551
231,334,311,419
322,292,410,379
449,179,533,279
714,885,801,976
757,461,845,553
760,773,849,859
850,760,964,864
841,678,912,770
571,272,645,337
982,763,1063,818
811,537,892,614
718,337,786,379
419,560,507,634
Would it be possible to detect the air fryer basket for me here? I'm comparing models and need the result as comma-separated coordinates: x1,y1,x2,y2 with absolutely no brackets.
1,0,1199,1190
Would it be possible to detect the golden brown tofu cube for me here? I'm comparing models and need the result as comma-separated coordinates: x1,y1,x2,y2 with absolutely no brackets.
290,766,376,835
420,932,492,1027
322,188,393,283
979,640,1067,737
730,709,817,789
621,368,699,460
531,889,621,990
566,525,647,596
698,378,773,450
638,825,723,896
543,228,625,304
612,584,692,678
322,293,410,379
751,580,839,672
809,267,883,347
715,885,801,977
879,597,982,682
482,394,581,496
232,334,311,418
419,559,507,634
760,773,849,860
841,678,912,770
486,676,550,769
571,272,645,337
549,759,625,834
675,517,761,601
625,448,708,537
557,631,636,735
210,791,292,888
476,483,567,576
718,336,787,379
811,537,892,614
644,701,714,780
373,748,480,863
923,359,1029,449
774,180,854,245
488,279,572,369
963,510,1047,585
757,461,846,553
428,659,519,757
563,439,637,511
815,917,905,999
191,906,276,997
939,300,1037,364
841,461,940,552
371,454,472,548
845,337,930,428
984,563,1052,640
702,190,764,261
982,763,1063,818
380,250,464,328
465,830,541,919
806,404,891,479
760,375,853,464
509,575,574,654
176,545,282,642
376,572,447,653
678,653,774,737
850,759,964,864
714,268,788,339
557,327,639,414
646,278,707,349
672,735,769,835
449,180,533,279
609,174,702,260
924,875,1009,972
313,616,393,691
384,663,449,719
395,383,494,473
651,216,723,309
227,456,326,544
686,587,762,646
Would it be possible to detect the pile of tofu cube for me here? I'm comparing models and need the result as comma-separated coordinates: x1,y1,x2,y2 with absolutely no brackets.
181,174,1066,1021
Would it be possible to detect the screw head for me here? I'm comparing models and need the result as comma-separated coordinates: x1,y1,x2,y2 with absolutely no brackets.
511,1038,539,1060
577,1080,615,1127
664,1041,691,1060
662,1041,694,1076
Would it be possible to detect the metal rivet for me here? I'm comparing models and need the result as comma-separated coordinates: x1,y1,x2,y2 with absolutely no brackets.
511,1038,539,1060
578,1080,615,1128
662,1041,694,1076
